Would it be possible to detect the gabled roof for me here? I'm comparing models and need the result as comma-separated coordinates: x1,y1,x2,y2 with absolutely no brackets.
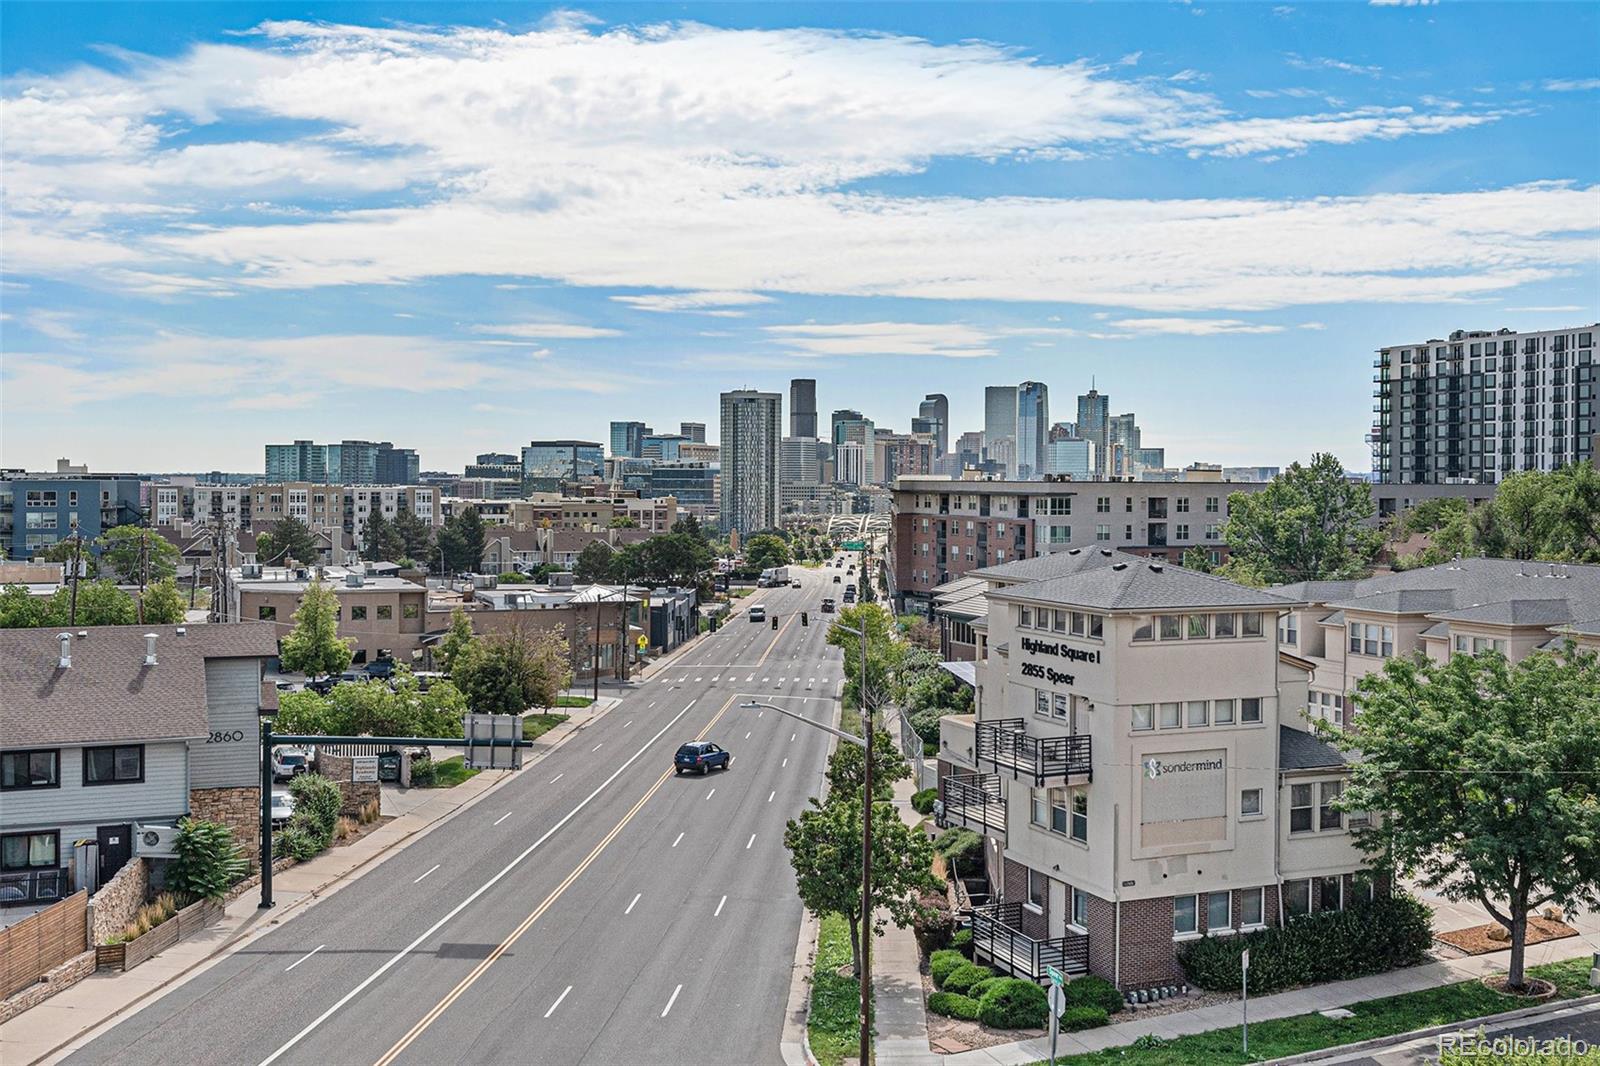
1319,610,1346,627
1276,557,1600,629
1419,620,1452,639
1279,725,1346,771
1427,598,1574,627
0,622,278,748
1325,588,1459,615
996,558,1299,612
969,547,1128,583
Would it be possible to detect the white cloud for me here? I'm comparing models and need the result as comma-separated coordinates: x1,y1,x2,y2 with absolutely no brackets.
1153,106,1497,158
22,310,86,342
764,322,999,358
1286,53,1382,78
1118,51,1143,67
1502,305,1590,313
610,291,774,314
1369,0,1437,7
1109,317,1286,336
469,322,622,339
1298,321,1328,330
1543,78,1600,93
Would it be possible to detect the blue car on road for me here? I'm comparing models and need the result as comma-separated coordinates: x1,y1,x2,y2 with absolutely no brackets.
674,741,732,775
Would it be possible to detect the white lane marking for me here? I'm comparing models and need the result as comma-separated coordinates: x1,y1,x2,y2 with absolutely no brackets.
715,895,728,916
257,700,698,1066
679,676,688,683
550,773,563,783
413,864,440,884
625,893,641,915
767,791,775,803
672,832,684,847
648,701,656,708
623,720,632,729
285,945,325,972
705,788,716,800
809,677,816,684
544,985,573,1018
779,677,786,684
746,834,756,850
758,711,764,718
712,676,719,682
746,675,753,682
761,677,769,683
694,677,702,682
592,742,604,752
782,757,788,768
493,811,512,826
661,983,684,1018
790,733,796,742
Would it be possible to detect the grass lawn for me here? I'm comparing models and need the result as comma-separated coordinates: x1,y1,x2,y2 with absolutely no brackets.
426,755,480,789
522,713,571,740
553,695,594,708
1047,957,1595,1066
810,913,867,1066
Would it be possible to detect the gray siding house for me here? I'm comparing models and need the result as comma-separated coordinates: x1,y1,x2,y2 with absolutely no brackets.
0,623,278,905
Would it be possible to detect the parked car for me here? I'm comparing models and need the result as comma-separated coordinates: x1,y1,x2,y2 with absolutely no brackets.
364,658,397,679
271,747,311,782
749,604,767,622
270,791,296,829
674,741,732,775
306,676,338,695
338,669,368,685
274,680,297,693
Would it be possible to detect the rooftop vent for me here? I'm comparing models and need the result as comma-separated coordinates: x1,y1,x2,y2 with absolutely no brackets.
57,633,71,669
144,633,158,666
176,626,187,636
1148,563,1164,573
1099,549,1113,557
1111,562,1128,571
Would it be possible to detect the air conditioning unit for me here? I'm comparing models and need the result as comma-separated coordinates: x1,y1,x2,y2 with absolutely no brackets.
134,823,181,858
240,563,262,579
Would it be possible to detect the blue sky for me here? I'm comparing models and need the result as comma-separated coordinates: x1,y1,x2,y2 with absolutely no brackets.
3,1,1596,474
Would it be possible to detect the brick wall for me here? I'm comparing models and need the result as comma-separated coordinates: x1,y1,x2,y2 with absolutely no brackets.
89,858,149,945
1085,891,1116,984
1001,857,1049,940
1116,895,1187,989
190,785,262,868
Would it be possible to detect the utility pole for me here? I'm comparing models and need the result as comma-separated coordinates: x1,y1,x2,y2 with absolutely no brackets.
68,532,84,626
857,618,874,1066
592,592,601,702
137,527,148,624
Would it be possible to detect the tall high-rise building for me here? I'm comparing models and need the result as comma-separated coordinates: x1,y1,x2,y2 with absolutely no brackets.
834,417,877,485
264,440,417,485
719,389,782,534
789,379,818,439
609,421,652,459
955,430,985,471
1015,381,1049,480
520,440,605,490
1107,413,1141,477
679,422,707,443
830,409,864,445
1045,438,1096,478
917,394,949,458
1076,389,1111,477
1372,325,1597,483
983,386,1018,470
780,436,829,511
835,441,866,486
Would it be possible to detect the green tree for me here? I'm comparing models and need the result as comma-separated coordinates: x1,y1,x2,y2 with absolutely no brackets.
257,516,321,567
31,537,97,577
1180,546,1214,573
361,512,406,563
168,818,247,900
453,624,572,713
819,728,910,803
827,603,899,716
745,533,791,570
608,515,639,529
140,577,187,625
1221,452,1383,584
437,605,477,674
392,507,435,561
95,526,180,585
438,506,487,573
278,579,354,678
785,794,939,977
671,513,708,542
0,584,54,628
45,580,136,626
574,541,616,584
1331,643,1600,990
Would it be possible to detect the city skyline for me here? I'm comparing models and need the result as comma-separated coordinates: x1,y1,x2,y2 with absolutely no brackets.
3,3,1598,473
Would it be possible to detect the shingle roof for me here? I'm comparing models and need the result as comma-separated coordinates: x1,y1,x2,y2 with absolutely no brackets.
1319,610,1346,627
1555,616,1600,637
1279,725,1346,771
1428,598,1575,627
969,547,1128,583
0,622,278,748
1324,588,1460,615
1278,557,1600,630
1419,620,1452,639
997,558,1299,612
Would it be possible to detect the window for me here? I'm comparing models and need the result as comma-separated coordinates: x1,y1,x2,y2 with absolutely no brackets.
1173,895,1198,937
1021,606,1033,628
1315,875,1342,912
1207,891,1230,931
1051,791,1069,834
1070,789,1088,842
1089,614,1103,639
1035,690,1050,717
377,605,393,620
1319,781,1344,830
2,749,59,790
1240,698,1262,724
1052,693,1069,720
1213,698,1235,725
1176,497,1190,513
1159,702,1182,729
351,605,368,621
1052,609,1068,634
1214,613,1235,639
1186,614,1209,640
1352,872,1378,904
1070,611,1085,636
1158,615,1181,640
403,603,419,619
257,605,277,621
84,744,143,785
1028,868,1048,910
1205,496,1219,513
1031,789,1047,827
1278,615,1298,646
1290,783,1313,833
1,830,58,871
1280,879,1312,918
1095,524,1111,541
1132,704,1154,731
1132,617,1153,642
1239,887,1264,927
1187,700,1209,727
1240,787,1262,817
1348,806,1371,829
1096,496,1110,513
1241,613,1263,638
1349,622,1394,657
1070,888,1088,930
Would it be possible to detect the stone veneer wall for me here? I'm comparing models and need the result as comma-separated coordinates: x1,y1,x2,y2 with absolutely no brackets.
315,753,382,816
89,857,150,945
0,952,97,1025
189,785,261,868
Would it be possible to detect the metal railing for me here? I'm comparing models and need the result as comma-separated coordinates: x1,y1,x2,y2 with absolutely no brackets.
969,901,1088,980
0,868,70,907
975,719,1092,784
940,772,1007,836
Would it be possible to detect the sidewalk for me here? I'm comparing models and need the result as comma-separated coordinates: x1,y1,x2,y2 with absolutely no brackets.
874,772,941,1066
0,701,614,1066
944,925,1600,1065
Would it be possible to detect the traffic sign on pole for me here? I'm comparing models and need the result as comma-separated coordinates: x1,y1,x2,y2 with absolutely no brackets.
1241,947,1251,1056
1047,965,1066,989
1046,984,1066,1066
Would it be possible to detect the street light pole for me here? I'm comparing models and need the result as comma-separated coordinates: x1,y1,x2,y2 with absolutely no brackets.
833,619,874,1066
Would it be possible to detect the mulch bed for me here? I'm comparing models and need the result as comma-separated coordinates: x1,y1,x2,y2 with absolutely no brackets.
1434,916,1577,956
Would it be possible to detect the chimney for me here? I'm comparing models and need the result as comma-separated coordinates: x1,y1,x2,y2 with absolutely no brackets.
57,633,71,669
144,633,159,666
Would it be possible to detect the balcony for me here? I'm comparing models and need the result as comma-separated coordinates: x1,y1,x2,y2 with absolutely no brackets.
0,867,70,907
975,719,1092,785
939,771,1007,839
970,901,1088,981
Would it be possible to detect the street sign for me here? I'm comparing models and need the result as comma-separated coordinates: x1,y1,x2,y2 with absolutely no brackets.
352,755,379,783
1047,965,1066,988
1241,948,1250,970
1046,983,1066,1013
1046,984,1066,1066
1241,947,1251,1055
464,712,523,770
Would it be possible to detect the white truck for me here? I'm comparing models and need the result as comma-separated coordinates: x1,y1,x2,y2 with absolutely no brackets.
758,565,790,587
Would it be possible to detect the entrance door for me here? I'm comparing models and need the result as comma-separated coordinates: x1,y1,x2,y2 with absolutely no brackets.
97,824,132,885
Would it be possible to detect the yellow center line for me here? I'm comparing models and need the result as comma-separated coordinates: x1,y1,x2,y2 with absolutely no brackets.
756,614,795,667
372,692,740,1066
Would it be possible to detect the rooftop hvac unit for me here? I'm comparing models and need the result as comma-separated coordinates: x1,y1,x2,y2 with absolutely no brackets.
134,823,180,858
240,563,263,579
345,572,365,587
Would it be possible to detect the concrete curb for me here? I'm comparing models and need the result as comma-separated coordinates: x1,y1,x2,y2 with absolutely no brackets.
1275,991,1600,1064
783,696,844,1066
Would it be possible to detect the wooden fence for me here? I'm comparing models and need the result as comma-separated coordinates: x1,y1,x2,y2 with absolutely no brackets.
1,890,89,999
94,898,224,973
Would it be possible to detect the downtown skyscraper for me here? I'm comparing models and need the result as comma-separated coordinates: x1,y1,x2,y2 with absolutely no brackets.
720,389,782,534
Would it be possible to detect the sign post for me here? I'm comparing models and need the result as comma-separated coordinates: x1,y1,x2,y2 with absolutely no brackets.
1241,947,1250,1056
1046,983,1066,1066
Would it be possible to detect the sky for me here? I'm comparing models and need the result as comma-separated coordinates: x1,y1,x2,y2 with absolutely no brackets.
2,1,1597,475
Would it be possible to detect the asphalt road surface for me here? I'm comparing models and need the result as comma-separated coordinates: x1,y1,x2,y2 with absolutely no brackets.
1318,999,1600,1064
65,567,850,1066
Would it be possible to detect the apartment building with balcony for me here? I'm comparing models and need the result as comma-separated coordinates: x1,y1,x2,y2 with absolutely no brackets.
237,483,438,542
0,472,144,560
934,548,1371,991
1370,324,1597,485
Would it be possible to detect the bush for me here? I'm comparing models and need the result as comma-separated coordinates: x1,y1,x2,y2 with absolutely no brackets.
288,773,342,837
929,949,967,989
275,824,322,862
927,992,981,1021
966,977,1001,1001
950,927,973,958
1064,975,1124,1015
942,961,995,997
1059,1005,1109,1032
977,978,1048,1029
911,788,938,815
167,818,246,902
914,890,954,955
1178,893,1433,995
934,827,984,873
409,757,436,787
